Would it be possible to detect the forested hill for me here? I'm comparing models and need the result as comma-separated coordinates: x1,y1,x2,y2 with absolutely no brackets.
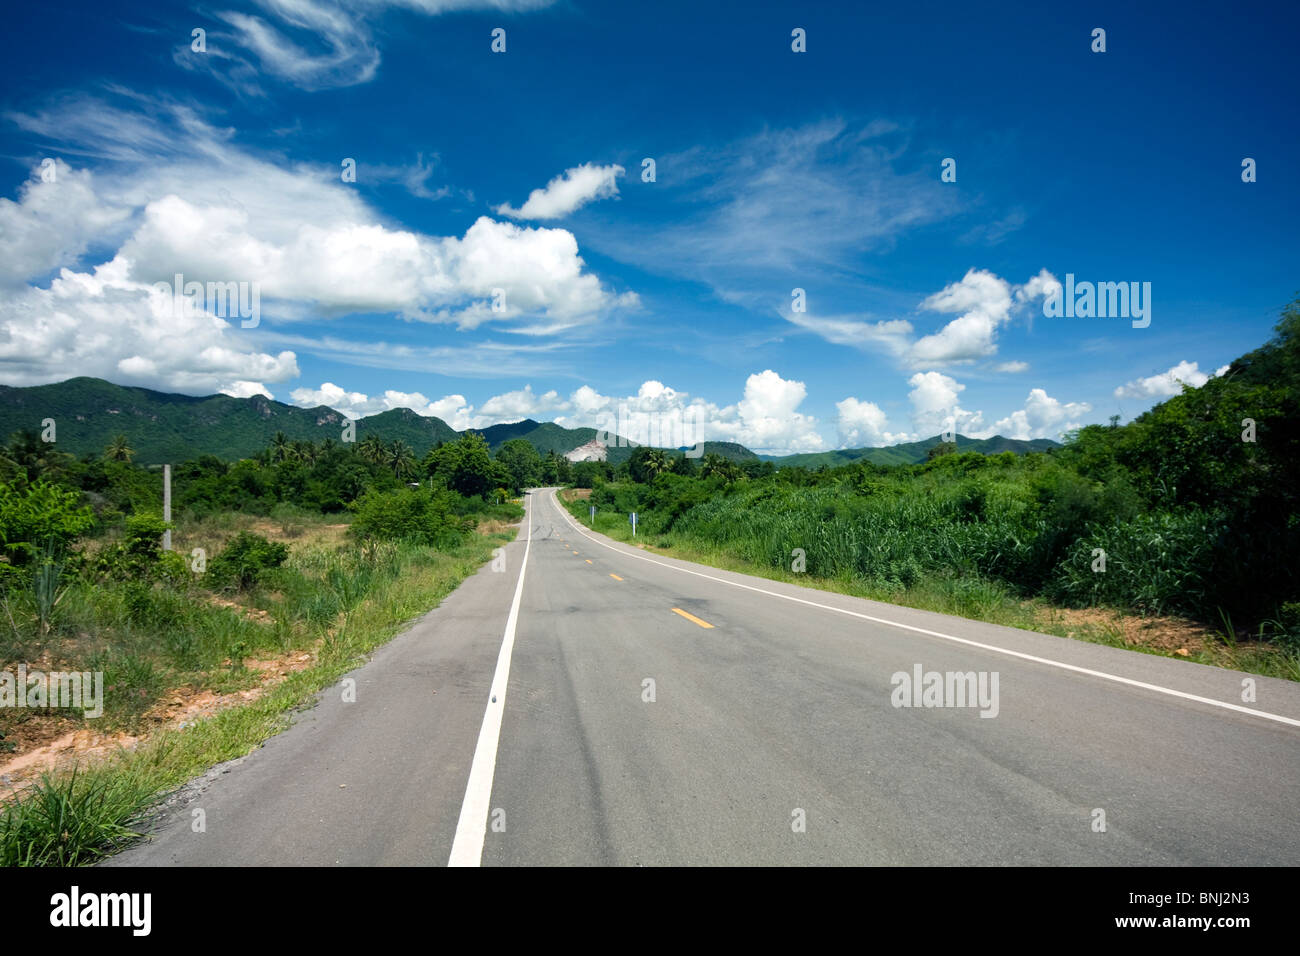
0,376,1056,465
765,434,1059,468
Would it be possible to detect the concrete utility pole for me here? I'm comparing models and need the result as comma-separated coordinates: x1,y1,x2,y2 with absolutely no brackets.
147,464,172,551
163,464,171,551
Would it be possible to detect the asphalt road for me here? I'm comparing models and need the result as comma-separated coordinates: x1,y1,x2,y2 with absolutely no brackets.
108,487,1300,866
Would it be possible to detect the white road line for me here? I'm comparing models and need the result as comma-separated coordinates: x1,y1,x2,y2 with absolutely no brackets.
547,490,1300,729
448,492,533,866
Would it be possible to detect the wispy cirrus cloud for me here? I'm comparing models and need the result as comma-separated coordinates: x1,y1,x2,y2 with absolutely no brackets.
174,0,558,94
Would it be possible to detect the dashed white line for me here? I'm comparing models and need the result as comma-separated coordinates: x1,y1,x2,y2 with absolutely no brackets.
448,491,533,866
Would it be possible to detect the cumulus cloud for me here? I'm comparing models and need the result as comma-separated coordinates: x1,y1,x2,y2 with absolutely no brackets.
289,382,475,425
896,370,1088,442
221,380,275,399
496,163,624,220
835,397,913,447
908,268,1056,367
0,256,299,392
0,100,634,391
287,371,824,454
0,159,130,286
988,389,1091,441
906,371,983,437
780,268,1059,368
1113,360,1227,399
476,384,567,420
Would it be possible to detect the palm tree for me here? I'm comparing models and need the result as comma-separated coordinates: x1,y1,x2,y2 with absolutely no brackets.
104,433,134,463
358,434,386,465
0,429,73,484
269,431,292,464
700,453,739,481
644,449,671,479
291,440,317,466
386,440,418,480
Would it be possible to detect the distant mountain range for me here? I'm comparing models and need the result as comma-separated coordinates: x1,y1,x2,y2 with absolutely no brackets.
760,434,1060,468
0,377,1058,466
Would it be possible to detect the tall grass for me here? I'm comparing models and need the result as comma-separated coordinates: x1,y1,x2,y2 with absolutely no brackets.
0,529,512,866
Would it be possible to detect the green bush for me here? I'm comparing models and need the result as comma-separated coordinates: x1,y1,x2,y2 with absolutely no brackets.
0,480,94,567
348,487,471,549
207,531,289,590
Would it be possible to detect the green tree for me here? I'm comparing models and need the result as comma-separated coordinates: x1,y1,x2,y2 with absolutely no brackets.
104,434,134,463
385,440,418,480
424,433,505,499
700,454,740,482
495,438,542,492
0,430,75,486
357,433,387,465
926,441,958,461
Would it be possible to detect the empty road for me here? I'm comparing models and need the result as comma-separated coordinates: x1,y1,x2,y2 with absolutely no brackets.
108,488,1300,866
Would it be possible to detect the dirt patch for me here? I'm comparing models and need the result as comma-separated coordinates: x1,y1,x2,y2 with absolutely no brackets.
1034,605,1220,656
205,594,275,625
561,488,592,501
0,645,319,802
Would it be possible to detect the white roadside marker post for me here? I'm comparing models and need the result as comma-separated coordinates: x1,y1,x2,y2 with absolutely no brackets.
630,511,637,537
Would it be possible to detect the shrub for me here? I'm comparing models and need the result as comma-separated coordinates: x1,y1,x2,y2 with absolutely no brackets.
348,487,471,549
0,481,95,567
207,532,289,590
94,513,170,581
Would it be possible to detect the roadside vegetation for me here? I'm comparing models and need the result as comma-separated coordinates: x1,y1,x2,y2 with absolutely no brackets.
0,428,524,865
562,302,1300,679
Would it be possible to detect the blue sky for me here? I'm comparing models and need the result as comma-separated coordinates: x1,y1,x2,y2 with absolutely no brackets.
1,0,1296,453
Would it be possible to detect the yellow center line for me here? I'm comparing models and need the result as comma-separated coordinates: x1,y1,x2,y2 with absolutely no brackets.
609,573,623,581
671,607,714,629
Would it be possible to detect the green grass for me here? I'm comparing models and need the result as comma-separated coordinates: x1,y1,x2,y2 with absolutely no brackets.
0,525,514,867
563,494,1300,682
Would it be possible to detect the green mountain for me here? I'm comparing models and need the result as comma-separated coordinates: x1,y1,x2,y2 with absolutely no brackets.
763,434,1059,468
0,377,1057,468
0,378,455,463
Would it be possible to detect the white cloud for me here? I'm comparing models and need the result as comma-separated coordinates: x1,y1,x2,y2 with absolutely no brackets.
988,388,1091,441
0,160,130,286
0,101,634,392
994,361,1029,373
0,256,299,392
476,384,567,421
779,268,1059,367
496,163,624,220
906,370,983,437
585,119,961,290
177,0,559,93
288,382,475,426
551,371,826,455
904,268,1059,368
221,380,275,399
1114,360,1223,399
784,312,913,358
835,397,912,447
899,370,1088,441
